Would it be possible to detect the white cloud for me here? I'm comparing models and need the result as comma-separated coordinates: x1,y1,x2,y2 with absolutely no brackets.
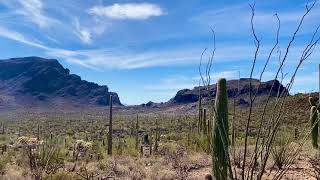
192,70,240,85
73,18,92,44
88,3,163,20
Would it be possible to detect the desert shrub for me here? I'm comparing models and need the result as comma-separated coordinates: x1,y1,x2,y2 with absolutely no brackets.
48,171,76,180
158,142,178,156
16,137,65,179
309,153,320,179
0,157,9,176
91,141,104,160
97,160,108,171
128,164,146,180
76,162,101,180
21,168,29,177
0,135,6,142
114,136,139,157
162,133,180,141
114,163,129,177
150,164,176,180
191,134,210,153
66,129,75,136
272,146,288,169
271,132,294,169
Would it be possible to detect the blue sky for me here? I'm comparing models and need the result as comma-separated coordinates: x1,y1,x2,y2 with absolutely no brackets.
0,0,319,105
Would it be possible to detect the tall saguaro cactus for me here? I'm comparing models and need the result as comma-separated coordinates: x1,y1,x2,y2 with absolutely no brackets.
108,95,113,155
212,78,229,180
198,91,203,133
310,106,318,148
309,96,319,149
202,108,207,135
154,118,159,152
135,114,139,150
37,124,40,140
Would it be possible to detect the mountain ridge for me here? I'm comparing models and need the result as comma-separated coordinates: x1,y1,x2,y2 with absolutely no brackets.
169,78,288,104
0,56,122,108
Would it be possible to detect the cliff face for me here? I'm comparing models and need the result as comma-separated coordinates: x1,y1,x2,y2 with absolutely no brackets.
0,57,121,107
170,78,288,104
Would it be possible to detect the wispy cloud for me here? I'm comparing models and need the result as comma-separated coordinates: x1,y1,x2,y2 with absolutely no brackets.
88,3,163,20
0,0,318,72
73,18,92,44
1,26,317,71
0,0,59,28
0,26,47,49
190,1,320,36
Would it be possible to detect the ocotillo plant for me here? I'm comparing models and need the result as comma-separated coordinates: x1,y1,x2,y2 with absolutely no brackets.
135,114,139,150
212,78,229,180
107,95,113,155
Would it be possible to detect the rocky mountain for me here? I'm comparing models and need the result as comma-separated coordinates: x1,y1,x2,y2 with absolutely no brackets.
0,57,121,108
169,78,288,104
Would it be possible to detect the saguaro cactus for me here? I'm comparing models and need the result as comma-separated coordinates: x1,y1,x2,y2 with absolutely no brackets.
154,118,159,152
108,95,113,155
135,114,139,150
212,78,229,180
310,105,318,148
1,124,4,135
202,108,207,135
309,97,319,148
198,89,202,133
37,124,40,140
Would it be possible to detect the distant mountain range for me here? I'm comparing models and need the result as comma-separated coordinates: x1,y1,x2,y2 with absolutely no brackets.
0,57,121,109
169,78,288,104
0,56,290,111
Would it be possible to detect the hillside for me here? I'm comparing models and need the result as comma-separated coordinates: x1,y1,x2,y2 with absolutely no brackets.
0,57,122,109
